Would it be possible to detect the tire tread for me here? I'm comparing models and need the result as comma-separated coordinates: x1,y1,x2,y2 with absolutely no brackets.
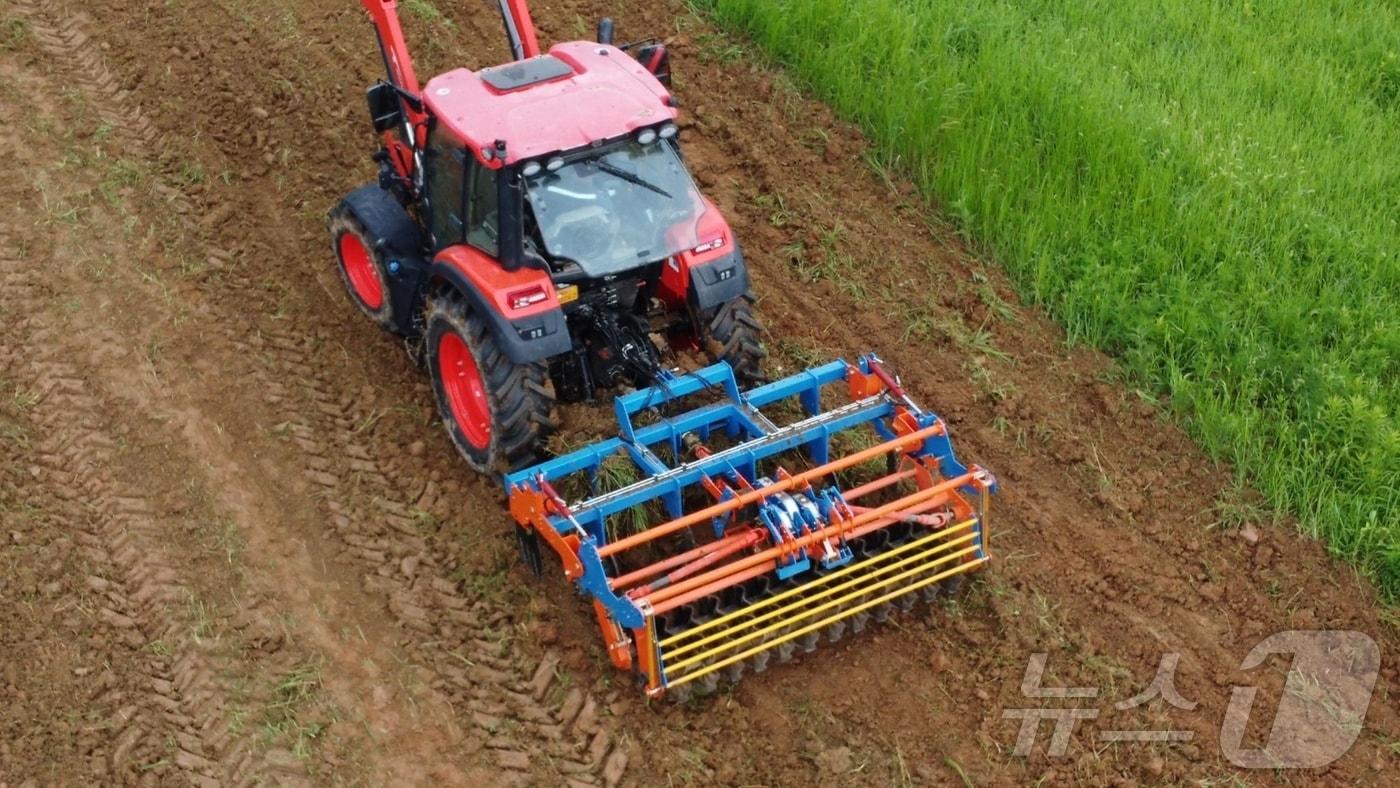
425,293,556,473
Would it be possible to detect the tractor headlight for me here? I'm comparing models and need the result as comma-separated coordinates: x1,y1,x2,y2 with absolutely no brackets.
637,127,658,145
545,156,565,172
658,123,678,140
521,160,543,177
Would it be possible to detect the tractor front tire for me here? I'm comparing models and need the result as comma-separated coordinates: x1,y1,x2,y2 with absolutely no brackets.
703,292,766,383
425,293,556,474
329,206,394,329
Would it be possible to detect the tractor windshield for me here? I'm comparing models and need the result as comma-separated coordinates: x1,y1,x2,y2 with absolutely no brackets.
525,140,706,277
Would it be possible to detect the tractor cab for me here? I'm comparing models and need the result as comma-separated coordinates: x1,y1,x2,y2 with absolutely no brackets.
419,42,724,280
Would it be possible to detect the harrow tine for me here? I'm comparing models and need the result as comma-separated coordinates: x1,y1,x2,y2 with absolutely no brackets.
515,525,544,578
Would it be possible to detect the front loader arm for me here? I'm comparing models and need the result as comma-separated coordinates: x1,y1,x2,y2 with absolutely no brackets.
360,1,428,185
361,0,422,97
359,0,539,186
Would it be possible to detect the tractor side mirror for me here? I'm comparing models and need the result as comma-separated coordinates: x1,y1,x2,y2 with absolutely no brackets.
366,82,403,134
633,43,671,87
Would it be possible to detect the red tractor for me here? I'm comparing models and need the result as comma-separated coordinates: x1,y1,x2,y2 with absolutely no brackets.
331,0,763,472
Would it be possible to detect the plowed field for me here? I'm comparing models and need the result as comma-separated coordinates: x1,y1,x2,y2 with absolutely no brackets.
1,1,1395,785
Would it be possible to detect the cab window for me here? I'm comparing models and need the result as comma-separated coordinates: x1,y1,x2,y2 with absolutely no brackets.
465,162,499,257
426,130,466,249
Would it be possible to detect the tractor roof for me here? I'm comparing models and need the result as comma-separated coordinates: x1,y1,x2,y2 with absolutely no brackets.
424,42,678,167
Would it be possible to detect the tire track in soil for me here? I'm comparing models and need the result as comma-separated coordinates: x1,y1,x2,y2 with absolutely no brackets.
6,7,462,779
0,240,262,786
235,325,628,784
12,1,631,783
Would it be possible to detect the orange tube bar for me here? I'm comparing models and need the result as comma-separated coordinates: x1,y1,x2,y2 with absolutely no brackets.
843,468,917,501
848,504,950,527
611,528,765,590
643,472,975,613
625,530,765,597
598,422,946,559
652,562,776,616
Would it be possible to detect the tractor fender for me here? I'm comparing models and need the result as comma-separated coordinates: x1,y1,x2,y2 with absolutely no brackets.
428,244,571,364
657,197,751,311
338,184,429,336
660,242,751,311
340,184,421,258
687,243,751,311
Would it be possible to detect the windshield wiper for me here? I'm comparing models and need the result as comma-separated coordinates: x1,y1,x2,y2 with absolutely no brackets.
594,160,672,199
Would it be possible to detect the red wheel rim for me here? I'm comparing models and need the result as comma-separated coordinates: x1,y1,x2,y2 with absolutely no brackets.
338,232,384,310
437,331,491,450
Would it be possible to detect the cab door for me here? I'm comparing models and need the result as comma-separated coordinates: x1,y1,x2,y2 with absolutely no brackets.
425,128,467,251
426,128,500,258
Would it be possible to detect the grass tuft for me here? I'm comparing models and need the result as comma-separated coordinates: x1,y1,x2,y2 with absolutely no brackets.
400,0,443,24
262,661,328,760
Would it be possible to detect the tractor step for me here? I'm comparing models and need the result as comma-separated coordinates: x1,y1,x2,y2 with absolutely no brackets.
506,354,995,697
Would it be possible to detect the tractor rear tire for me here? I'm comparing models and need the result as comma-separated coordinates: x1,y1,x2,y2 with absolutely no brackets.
425,292,557,474
329,206,394,330
703,292,766,383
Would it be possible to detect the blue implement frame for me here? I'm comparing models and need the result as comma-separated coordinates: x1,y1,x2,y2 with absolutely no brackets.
506,355,991,549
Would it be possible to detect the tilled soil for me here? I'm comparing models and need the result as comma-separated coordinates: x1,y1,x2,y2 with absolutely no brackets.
1,0,1396,785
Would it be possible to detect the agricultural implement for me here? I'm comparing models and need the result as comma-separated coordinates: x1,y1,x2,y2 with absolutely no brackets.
333,0,996,696
508,356,994,697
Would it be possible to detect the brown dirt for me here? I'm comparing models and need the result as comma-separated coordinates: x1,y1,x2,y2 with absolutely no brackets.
0,0,1395,786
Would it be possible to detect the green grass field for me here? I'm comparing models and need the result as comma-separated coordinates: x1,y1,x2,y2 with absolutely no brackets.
694,0,1400,593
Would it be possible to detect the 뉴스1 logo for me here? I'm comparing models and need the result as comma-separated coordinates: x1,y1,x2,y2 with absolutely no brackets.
1002,629,1379,768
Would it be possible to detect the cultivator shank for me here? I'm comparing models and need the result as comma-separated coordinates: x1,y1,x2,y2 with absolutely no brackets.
506,355,995,697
